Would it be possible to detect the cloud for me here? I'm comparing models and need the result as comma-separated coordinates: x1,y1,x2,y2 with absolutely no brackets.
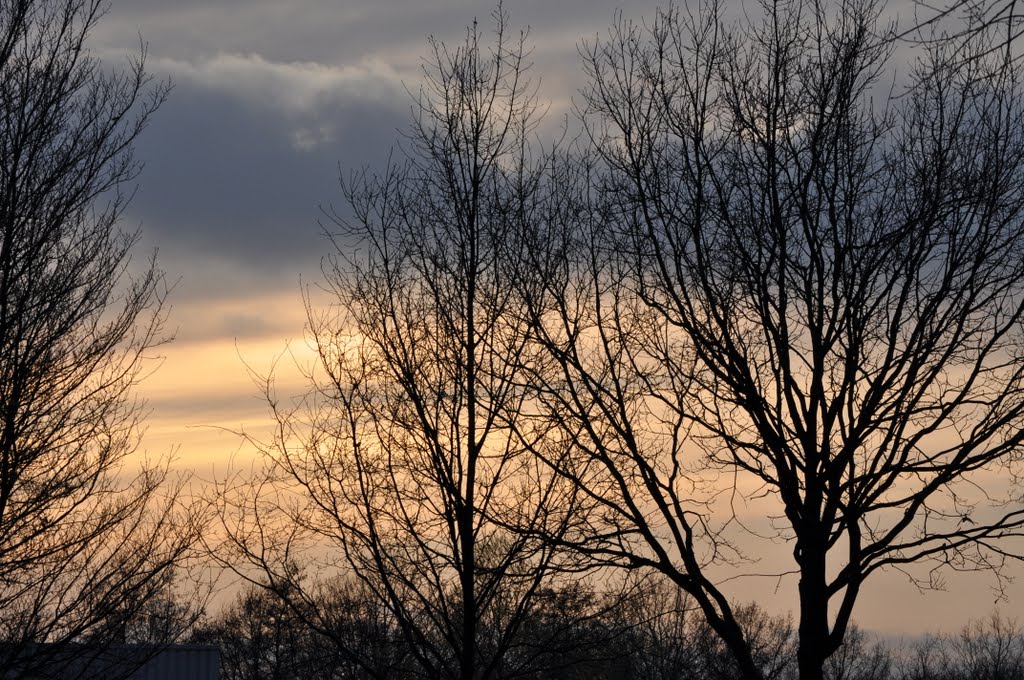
154,53,406,117
146,52,407,158
108,1,666,296
124,72,407,279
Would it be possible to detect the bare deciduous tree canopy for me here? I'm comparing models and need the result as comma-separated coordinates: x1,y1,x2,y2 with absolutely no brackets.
519,0,1024,678
0,0,199,673
214,8,587,680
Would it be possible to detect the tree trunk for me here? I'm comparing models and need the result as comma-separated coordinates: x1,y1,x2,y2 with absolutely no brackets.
460,504,476,680
797,535,829,680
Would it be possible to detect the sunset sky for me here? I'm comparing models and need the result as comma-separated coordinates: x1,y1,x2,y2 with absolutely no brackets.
91,0,1024,636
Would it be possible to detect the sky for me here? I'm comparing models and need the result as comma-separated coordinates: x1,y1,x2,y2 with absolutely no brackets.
95,0,626,471
90,0,1024,636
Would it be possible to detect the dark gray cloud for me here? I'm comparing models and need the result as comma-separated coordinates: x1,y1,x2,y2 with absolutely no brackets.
129,78,406,259
102,0,924,305
98,0,650,63
102,0,655,304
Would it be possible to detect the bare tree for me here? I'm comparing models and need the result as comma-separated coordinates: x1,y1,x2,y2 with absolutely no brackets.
214,7,583,680
519,0,1024,678
0,0,198,674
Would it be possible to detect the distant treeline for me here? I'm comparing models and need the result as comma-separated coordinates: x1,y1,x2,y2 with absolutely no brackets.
179,575,1023,680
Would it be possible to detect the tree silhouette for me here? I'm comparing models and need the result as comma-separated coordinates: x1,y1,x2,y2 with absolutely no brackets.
0,0,198,674
519,0,1024,678
214,7,584,680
